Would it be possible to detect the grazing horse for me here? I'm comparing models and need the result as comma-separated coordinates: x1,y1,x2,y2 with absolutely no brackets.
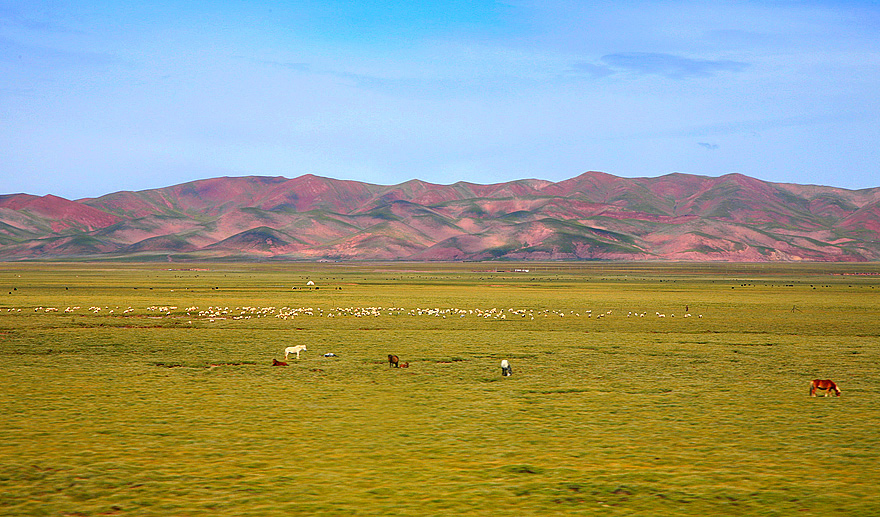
388,354,399,368
284,345,307,360
501,359,512,377
810,379,841,397
272,358,288,366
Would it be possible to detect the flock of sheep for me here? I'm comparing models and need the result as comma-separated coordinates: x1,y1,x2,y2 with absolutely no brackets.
19,305,705,322
176,305,704,321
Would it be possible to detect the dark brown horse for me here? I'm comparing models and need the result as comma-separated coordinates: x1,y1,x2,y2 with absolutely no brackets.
810,379,841,397
388,354,399,368
272,358,288,367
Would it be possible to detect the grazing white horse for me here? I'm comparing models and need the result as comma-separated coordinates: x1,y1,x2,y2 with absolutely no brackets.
501,359,512,377
284,345,307,360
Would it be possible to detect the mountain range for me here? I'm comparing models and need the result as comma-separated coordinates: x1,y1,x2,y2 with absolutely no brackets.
1,172,879,262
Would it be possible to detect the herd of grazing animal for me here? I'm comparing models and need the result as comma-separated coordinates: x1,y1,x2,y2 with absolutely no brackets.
273,347,840,394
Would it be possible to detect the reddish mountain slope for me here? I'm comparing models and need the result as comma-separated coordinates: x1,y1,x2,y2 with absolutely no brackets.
1,172,878,261
0,194,120,232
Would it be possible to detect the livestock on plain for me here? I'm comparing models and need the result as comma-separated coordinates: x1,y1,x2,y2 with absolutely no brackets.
501,359,512,377
388,354,400,368
810,379,841,397
284,345,307,360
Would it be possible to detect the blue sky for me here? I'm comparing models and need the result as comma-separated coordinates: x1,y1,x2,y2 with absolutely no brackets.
2,1,879,199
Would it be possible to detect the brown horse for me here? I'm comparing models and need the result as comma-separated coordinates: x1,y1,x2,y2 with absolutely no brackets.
388,354,399,368
400,362,409,368
810,379,841,397
272,358,288,367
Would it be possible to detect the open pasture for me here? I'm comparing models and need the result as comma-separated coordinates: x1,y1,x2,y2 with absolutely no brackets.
1,261,879,516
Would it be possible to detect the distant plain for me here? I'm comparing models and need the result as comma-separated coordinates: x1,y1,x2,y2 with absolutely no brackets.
1,261,878,516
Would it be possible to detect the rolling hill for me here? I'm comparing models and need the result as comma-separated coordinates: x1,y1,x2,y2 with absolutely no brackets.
1,172,878,261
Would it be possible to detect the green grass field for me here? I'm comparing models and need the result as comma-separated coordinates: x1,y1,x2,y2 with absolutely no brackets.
1,262,878,516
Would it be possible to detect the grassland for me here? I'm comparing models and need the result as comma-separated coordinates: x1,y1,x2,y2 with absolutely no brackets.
1,261,878,516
